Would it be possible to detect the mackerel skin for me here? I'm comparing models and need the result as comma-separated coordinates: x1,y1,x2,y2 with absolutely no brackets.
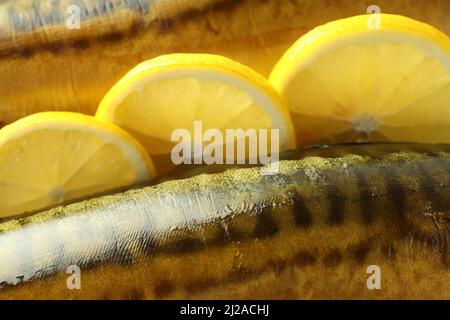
0,143,449,299
0,0,449,126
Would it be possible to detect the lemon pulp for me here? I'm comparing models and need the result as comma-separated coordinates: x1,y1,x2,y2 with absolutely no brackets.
0,112,154,218
270,14,450,145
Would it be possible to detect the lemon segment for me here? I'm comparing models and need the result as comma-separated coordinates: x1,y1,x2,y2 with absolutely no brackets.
96,54,296,162
270,14,450,145
0,112,154,218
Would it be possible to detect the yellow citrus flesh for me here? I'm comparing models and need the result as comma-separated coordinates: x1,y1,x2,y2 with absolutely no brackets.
270,14,450,145
96,54,295,170
0,112,154,218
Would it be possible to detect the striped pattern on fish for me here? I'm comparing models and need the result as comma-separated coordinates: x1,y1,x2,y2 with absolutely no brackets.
0,143,449,299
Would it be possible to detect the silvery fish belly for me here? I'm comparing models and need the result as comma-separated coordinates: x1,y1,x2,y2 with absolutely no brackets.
0,143,449,299
0,0,449,126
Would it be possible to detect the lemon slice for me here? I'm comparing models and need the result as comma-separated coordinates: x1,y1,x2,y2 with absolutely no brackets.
0,112,154,218
270,14,450,145
96,54,295,171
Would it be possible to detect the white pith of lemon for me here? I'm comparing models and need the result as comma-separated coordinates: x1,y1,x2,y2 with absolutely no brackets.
270,14,450,145
96,54,296,169
0,112,154,218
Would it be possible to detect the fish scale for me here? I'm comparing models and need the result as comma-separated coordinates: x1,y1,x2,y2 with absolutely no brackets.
0,142,449,299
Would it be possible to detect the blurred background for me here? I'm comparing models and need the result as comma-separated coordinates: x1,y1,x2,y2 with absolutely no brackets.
0,0,448,125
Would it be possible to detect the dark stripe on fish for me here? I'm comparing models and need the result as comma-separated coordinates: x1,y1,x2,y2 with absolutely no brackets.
354,168,375,225
253,207,279,239
0,0,241,60
326,185,345,225
291,191,313,228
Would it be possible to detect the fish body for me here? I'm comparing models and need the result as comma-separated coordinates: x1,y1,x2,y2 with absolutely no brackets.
0,143,449,299
0,0,449,126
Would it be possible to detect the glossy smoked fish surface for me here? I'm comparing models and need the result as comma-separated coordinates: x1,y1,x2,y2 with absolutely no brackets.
0,143,449,299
